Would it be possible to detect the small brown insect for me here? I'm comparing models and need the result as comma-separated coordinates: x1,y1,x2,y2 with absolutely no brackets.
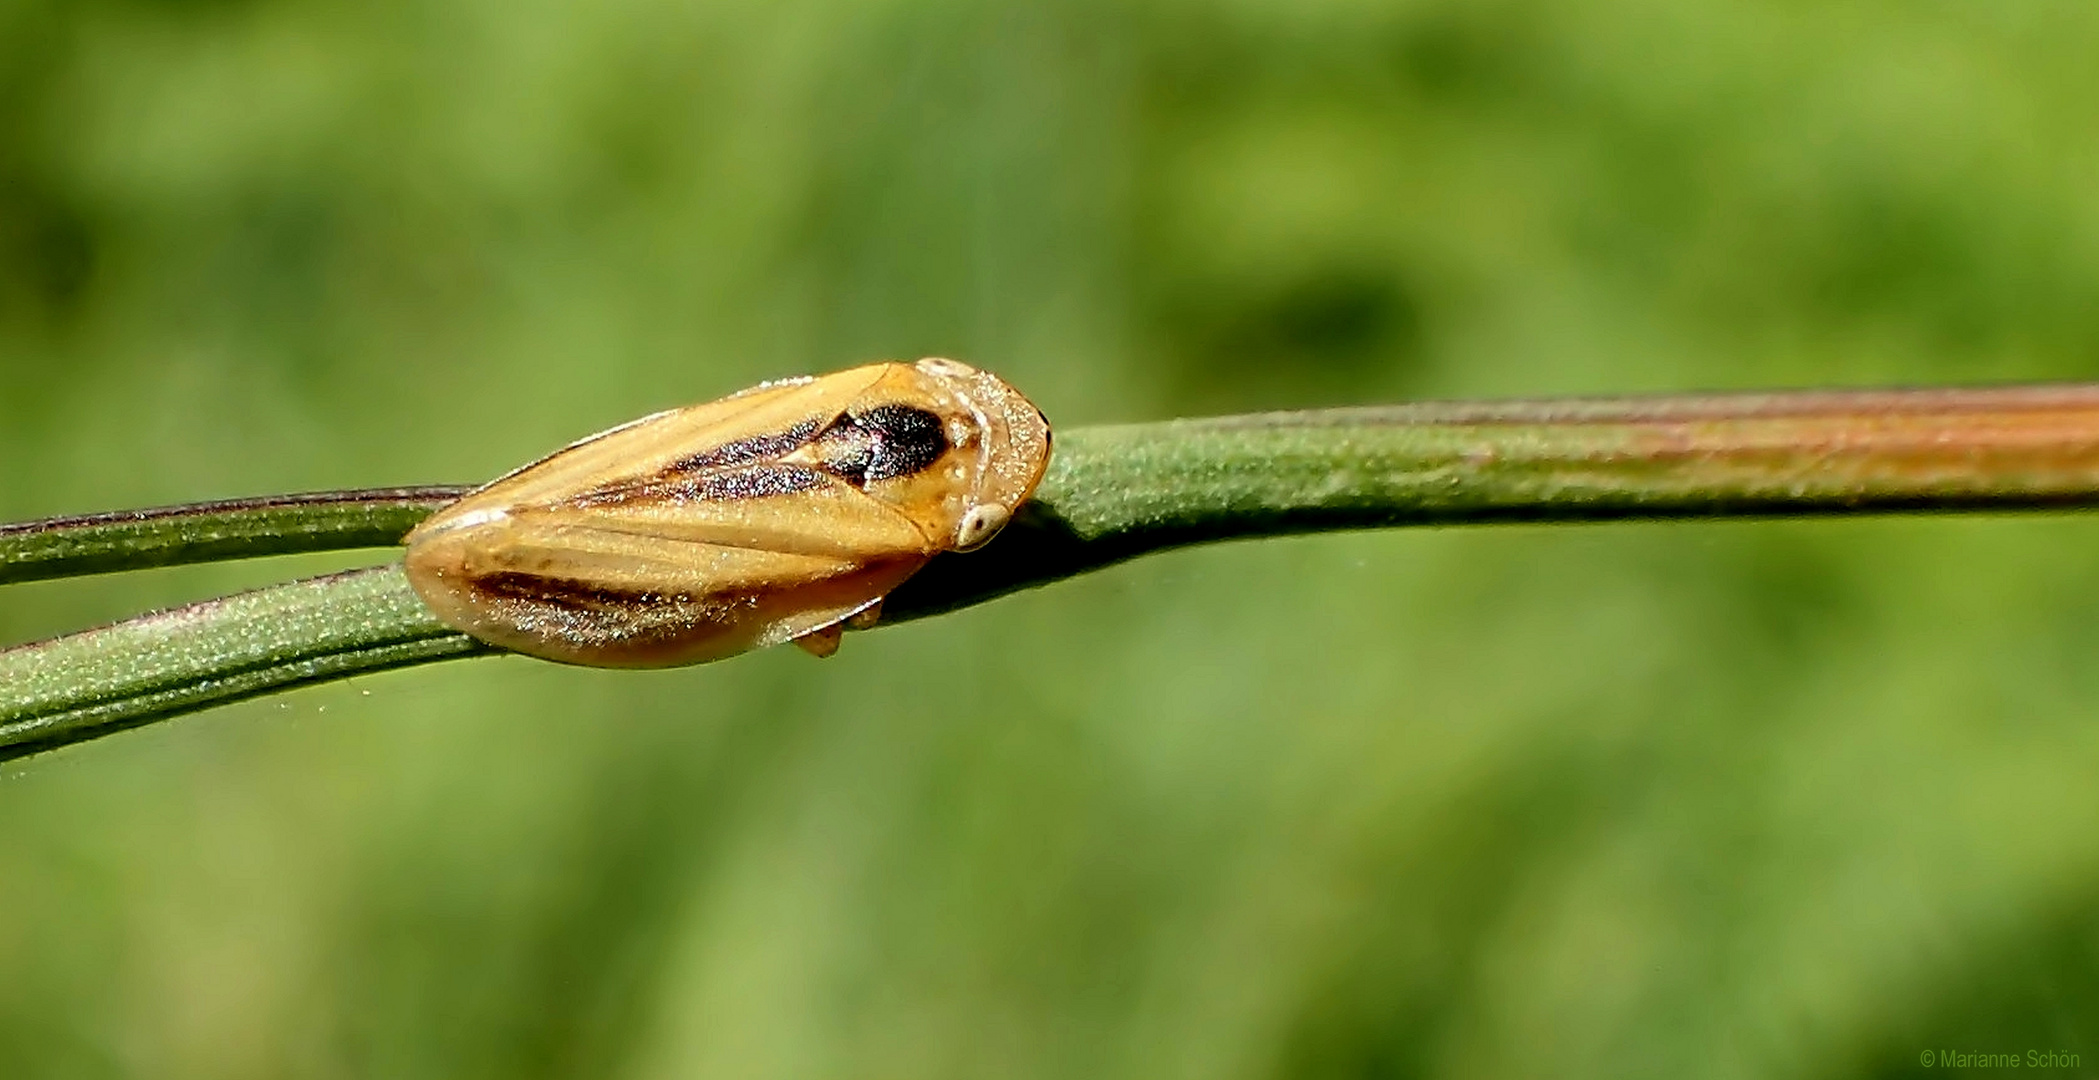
403,358,1051,667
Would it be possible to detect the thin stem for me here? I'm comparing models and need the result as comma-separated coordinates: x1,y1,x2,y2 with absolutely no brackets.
11,382,2099,760
0,565,487,761
0,487,469,584
886,382,2099,617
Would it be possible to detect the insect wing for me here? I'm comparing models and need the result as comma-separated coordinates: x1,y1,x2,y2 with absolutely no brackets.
406,364,948,666
431,365,889,518
412,510,929,666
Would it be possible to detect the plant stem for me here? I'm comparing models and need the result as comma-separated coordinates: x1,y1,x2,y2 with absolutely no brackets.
0,487,468,584
0,566,486,761
12,382,2099,760
886,383,2099,617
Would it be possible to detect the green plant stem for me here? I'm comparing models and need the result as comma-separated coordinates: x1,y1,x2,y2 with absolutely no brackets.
12,382,2099,761
888,383,2099,617
0,487,468,584
0,566,486,760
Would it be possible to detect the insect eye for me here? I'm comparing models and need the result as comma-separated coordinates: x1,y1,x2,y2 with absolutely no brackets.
953,504,1011,551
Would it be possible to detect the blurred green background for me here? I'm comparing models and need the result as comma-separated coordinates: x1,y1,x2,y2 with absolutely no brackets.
6,1,2099,1076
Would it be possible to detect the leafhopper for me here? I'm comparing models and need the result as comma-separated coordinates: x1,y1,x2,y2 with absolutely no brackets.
403,358,1051,667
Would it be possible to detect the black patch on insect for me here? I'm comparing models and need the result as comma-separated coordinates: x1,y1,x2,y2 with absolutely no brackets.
812,404,948,486
570,463,829,507
669,417,822,472
473,571,664,613
686,464,830,501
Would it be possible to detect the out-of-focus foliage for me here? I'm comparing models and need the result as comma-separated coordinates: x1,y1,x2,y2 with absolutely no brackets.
4,1,2099,1076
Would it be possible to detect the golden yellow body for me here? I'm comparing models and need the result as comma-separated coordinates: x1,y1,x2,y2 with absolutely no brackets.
403,359,1052,667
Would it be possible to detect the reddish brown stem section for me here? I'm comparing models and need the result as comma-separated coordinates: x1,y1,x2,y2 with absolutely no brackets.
891,384,2099,618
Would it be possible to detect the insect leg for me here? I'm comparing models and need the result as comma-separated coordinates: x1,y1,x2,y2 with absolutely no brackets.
792,622,844,658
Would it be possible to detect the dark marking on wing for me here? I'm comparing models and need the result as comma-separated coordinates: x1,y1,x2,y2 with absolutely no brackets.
687,464,830,501
670,418,822,471
558,402,944,507
565,417,829,507
808,422,875,484
472,570,674,612
861,405,950,480
810,404,950,486
568,463,830,507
